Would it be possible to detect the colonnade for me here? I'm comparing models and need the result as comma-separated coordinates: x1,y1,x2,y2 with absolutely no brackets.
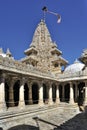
0,74,87,111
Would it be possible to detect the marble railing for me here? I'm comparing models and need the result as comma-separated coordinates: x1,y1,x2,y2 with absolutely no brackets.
0,56,55,79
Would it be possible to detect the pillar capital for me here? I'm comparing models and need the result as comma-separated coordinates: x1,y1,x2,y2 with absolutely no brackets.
48,81,53,87
62,82,66,86
55,82,60,86
74,81,78,85
38,80,43,86
28,80,33,86
69,81,73,85
10,77,16,85
1,73,6,78
0,73,6,83
20,77,25,86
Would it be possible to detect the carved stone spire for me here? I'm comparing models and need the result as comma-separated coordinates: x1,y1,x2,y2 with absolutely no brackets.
22,20,68,74
6,48,12,57
30,19,53,48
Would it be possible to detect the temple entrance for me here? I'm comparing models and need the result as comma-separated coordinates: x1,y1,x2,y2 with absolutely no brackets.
32,83,39,104
78,82,85,106
24,83,29,105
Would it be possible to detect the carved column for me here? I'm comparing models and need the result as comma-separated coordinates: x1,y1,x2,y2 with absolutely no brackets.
48,82,53,105
74,82,78,102
38,81,44,106
19,78,25,108
0,74,6,110
56,83,60,104
84,80,87,105
9,79,15,107
69,82,74,104
28,81,33,105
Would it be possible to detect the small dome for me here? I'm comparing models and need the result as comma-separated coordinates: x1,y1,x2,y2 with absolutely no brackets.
64,59,85,74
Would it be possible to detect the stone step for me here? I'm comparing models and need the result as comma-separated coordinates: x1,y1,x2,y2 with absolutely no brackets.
0,103,79,120
0,103,81,130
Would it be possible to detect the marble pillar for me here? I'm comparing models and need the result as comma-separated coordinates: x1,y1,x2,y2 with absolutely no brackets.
75,82,78,102
28,81,33,104
56,83,60,104
19,78,25,108
48,82,53,105
9,79,15,107
0,74,6,110
69,82,74,104
38,81,44,106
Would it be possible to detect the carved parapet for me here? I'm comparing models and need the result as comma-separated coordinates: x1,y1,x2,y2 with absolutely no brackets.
14,61,20,69
0,55,56,79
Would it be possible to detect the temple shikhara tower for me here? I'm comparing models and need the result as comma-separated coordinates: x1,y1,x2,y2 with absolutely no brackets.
21,20,68,75
0,19,87,130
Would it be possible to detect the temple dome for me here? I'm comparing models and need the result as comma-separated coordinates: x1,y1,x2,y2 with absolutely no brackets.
64,59,85,74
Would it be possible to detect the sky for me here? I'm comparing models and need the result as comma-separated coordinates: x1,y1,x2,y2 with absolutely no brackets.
0,0,87,65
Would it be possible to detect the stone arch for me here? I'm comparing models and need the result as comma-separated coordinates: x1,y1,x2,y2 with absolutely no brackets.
78,82,85,106
32,82,39,104
52,83,56,102
8,124,39,130
13,80,20,106
65,83,70,102
24,83,29,105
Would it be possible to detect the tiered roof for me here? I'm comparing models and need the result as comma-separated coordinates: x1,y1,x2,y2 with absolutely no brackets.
21,20,68,74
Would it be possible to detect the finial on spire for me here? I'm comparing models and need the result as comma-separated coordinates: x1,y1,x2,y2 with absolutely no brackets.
42,6,47,22
42,6,61,23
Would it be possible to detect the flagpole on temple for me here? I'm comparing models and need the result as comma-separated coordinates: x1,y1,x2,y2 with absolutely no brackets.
43,9,46,22
42,6,61,23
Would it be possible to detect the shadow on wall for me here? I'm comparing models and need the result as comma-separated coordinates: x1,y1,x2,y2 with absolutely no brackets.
7,125,39,130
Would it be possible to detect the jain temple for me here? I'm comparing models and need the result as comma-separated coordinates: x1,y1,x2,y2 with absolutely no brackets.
0,20,87,130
